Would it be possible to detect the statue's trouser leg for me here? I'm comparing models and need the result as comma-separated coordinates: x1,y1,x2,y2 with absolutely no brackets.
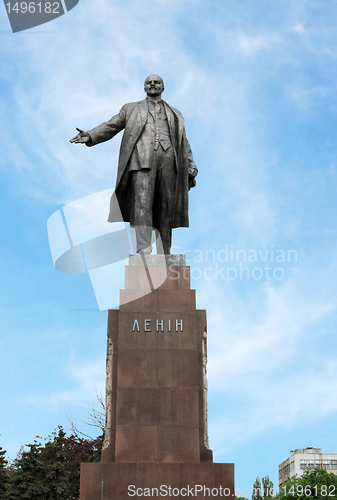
131,167,156,254
131,145,175,254
152,146,175,254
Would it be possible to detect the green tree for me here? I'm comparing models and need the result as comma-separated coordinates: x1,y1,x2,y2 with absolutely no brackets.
252,477,263,500
5,426,103,500
6,440,48,500
40,427,71,499
0,446,9,497
262,475,275,499
63,432,103,499
7,427,72,500
277,467,337,500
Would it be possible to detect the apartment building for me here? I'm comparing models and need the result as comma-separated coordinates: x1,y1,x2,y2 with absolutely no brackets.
278,447,337,485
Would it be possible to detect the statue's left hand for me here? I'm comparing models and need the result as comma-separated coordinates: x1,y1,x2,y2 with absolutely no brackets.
188,165,198,189
188,166,198,178
70,127,91,144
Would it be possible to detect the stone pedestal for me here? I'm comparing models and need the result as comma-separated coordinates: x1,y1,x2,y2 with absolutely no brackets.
80,256,234,500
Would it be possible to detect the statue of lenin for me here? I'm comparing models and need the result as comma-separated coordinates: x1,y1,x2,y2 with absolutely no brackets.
70,75,198,255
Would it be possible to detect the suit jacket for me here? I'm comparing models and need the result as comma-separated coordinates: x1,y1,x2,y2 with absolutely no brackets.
86,98,197,228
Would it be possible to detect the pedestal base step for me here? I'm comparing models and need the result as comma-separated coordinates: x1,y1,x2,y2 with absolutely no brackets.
80,462,234,500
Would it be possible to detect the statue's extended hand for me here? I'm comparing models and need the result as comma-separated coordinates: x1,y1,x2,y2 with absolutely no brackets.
70,127,91,144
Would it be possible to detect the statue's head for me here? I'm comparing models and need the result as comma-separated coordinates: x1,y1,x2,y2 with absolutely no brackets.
144,74,165,97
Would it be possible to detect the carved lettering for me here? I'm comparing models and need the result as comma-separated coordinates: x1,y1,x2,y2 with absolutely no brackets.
132,319,140,332
131,318,184,332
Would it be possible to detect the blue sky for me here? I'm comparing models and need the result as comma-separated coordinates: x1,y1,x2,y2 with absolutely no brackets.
1,0,337,493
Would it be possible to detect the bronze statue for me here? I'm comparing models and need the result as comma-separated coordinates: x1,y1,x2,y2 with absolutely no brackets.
70,74,197,255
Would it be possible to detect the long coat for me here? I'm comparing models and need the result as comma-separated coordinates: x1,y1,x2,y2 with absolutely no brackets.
87,98,197,229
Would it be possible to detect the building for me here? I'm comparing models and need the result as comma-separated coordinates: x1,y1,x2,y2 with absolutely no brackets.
279,447,337,485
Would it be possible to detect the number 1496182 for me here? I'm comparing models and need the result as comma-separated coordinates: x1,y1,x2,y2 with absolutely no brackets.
5,2,60,14
282,484,336,496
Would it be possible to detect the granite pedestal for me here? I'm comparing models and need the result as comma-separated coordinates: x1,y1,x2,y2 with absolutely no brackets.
80,255,234,500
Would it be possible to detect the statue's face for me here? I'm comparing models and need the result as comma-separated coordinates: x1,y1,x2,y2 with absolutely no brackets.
144,75,164,97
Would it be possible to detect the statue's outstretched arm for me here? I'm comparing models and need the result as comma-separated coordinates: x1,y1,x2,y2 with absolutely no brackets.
70,106,127,147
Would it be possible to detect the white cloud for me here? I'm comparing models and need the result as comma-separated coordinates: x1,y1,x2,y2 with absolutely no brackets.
210,361,337,455
228,30,282,56
0,0,214,205
206,262,337,385
287,84,329,111
292,22,305,35
197,260,337,452
25,357,105,410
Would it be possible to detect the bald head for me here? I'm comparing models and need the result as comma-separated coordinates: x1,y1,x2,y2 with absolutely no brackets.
144,74,165,98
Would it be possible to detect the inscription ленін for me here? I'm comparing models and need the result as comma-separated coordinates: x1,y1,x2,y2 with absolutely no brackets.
132,319,183,332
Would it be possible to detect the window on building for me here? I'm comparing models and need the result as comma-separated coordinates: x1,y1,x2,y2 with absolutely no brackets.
331,460,337,470
323,460,330,470
300,460,307,470
307,460,315,469
283,465,289,476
